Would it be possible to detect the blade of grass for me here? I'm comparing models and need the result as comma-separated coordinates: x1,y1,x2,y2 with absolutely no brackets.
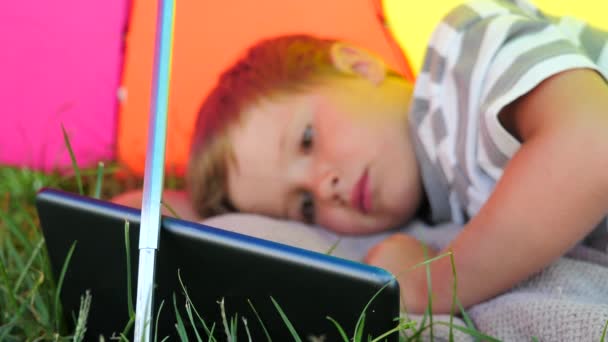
416,303,430,335
369,319,416,342
20,206,57,296
13,237,45,295
72,290,92,342
4,234,26,273
270,296,302,342
415,312,432,338
161,200,181,219
207,323,217,342
391,316,411,341
119,221,135,339
1,209,33,252
0,294,31,341
326,316,349,341
34,251,56,329
177,270,216,339
400,322,431,341
230,313,238,341
24,269,48,329
93,162,105,199
0,258,18,316
247,299,272,342
154,299,166,342
447,250,457,342
218,298,232,342
456,299,475,332
17,218,40,253
120,315,135,341
173,293,189,341
32,271,54,330
407,252,454,271
124,221,134,316
450,255,478,342
397,314,417,338
185,301,204,342
601,319,608,342
61,124,83,195
2,218,30,295
352,279,396,341
422,245,434,342
54,241,77,332
17,201,39,232
242,317,252,342
0,327,9,340
354,313,365,342
325,238,342,256
387,252,455,339
32,293,52,334
447,251,480,342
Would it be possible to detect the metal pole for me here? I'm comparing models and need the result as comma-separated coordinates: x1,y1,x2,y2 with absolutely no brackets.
133,0,175,340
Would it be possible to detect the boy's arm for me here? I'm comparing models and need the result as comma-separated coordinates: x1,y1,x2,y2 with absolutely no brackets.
367,68,608,313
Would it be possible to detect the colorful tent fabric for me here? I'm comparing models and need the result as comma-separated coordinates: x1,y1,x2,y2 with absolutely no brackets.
0,0,128,171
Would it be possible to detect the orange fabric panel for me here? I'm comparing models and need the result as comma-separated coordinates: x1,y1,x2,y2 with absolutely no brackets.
118,0,409,176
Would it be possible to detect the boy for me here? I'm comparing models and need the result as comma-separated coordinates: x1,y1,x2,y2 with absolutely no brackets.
188,0,608,313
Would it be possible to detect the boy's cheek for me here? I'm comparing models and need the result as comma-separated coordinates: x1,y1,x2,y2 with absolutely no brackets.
318,205,399,235
317,214,354,234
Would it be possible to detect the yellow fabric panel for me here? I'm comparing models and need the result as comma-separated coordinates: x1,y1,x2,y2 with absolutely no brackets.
383,0,608,74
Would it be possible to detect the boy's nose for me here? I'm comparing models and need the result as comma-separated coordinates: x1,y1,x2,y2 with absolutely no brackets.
315,170,347,205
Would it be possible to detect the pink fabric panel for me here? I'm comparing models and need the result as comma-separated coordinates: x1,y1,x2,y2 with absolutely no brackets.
0,0,128,171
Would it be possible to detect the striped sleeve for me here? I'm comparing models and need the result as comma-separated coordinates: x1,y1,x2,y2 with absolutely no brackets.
409,0,608,223
472,3,608,179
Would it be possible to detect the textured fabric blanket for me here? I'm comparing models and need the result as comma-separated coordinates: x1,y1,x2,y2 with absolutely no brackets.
202,214,608,341
406,224,608,341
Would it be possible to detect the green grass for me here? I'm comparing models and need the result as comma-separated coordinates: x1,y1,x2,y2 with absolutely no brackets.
0,163,143,340
0,158,516,342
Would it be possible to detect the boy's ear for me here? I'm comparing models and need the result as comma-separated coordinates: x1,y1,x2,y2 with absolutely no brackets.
330,42,387,85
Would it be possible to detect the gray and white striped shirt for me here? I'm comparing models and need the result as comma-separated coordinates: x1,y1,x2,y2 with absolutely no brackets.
409,0,608,245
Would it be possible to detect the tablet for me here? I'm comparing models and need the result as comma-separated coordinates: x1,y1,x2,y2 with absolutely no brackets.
36,188,400,341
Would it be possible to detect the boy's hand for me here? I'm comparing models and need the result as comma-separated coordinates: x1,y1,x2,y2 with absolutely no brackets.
364,234,438,313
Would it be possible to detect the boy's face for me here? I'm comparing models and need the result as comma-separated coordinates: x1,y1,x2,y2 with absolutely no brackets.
225,75,423,235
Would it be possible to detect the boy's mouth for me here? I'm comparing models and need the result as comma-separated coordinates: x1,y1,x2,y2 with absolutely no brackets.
352,168,371,214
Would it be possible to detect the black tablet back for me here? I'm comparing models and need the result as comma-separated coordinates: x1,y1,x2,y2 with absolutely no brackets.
36,189,400,341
